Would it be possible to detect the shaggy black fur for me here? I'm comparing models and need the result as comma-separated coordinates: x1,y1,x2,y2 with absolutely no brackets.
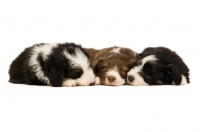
8,42,89,87
132,47,190,85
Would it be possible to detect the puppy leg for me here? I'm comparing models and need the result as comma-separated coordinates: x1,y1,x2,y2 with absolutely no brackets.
95,76,100,85
181,75,188,85
172,75,188,85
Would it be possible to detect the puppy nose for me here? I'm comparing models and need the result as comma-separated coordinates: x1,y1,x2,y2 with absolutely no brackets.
107,76,116,83
89,82,95,86
128,75,135,82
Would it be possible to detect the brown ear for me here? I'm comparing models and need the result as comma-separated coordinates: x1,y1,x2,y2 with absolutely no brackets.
127,52,140,67
120,48,138,58
129,58,137,66
135,53,142,65
85,48,99,57
92,57,104,75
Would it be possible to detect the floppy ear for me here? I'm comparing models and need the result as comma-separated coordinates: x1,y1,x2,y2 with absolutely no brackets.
128,58,138,67
143,62,154,73
135,53,142,65
126,53,140,67
163,64,182,85
91,57,104,75
46,66,65,87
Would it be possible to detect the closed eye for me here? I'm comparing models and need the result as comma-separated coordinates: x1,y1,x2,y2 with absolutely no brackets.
121,67,129,73
101,66,107,69
121,67,129,72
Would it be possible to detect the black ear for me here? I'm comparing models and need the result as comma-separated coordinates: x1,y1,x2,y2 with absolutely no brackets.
163,64,182,85
46,66,65,87
139,53,143,58
143,62,154,73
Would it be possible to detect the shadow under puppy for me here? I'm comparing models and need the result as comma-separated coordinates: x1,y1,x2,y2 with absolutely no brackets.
86,46,139,86
9,42,95,87
127,47,190,86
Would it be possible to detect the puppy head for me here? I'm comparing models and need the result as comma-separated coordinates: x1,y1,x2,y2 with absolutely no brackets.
93,48,138,86
46,46,95,87
127,55,182,86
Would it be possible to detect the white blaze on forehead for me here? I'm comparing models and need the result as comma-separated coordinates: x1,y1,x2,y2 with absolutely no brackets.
29,43,59,84
127,55,157,86
105,66,125,86
110,47,121,53
135,55,158,73
63,48,90,69
63,48,95,86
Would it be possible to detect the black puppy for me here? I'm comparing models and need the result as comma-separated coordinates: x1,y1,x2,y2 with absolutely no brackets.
9,42,95,87
127,47,190,86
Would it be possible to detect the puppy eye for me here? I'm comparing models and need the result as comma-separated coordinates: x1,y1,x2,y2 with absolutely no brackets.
121,68,129,73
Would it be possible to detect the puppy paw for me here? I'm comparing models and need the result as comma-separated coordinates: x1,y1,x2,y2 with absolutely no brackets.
95,76,100,85
62,79,76,87
181,75,188,85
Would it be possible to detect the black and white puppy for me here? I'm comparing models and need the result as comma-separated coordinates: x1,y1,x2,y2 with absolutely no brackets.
127,47,190,86
9,42,95,87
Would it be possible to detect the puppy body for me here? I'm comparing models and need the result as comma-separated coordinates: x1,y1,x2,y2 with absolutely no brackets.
86,46,139,86
9,43,95,87
127,47,190,86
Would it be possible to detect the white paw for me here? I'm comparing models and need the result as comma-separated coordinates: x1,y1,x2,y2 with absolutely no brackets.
95,76,100,85
181,75,188,85
62,79,76,87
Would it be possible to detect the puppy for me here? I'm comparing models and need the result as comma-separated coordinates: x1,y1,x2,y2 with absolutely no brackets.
86,46,139,86
127,47,190,86
9,42,95,87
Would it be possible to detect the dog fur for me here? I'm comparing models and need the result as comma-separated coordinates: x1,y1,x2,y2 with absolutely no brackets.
9,42,95,87
127,47,190,86
86,46,139,86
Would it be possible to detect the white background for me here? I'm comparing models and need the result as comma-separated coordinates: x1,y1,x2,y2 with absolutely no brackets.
0,0,200,132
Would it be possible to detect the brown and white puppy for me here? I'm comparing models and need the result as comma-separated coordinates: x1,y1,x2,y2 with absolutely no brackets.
86,46,139,86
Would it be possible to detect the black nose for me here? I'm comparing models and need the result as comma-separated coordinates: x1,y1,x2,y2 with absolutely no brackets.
89,82,95,86
128,75,134,82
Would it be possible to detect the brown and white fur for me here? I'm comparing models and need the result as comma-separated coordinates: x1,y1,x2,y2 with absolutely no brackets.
86,46,139,86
